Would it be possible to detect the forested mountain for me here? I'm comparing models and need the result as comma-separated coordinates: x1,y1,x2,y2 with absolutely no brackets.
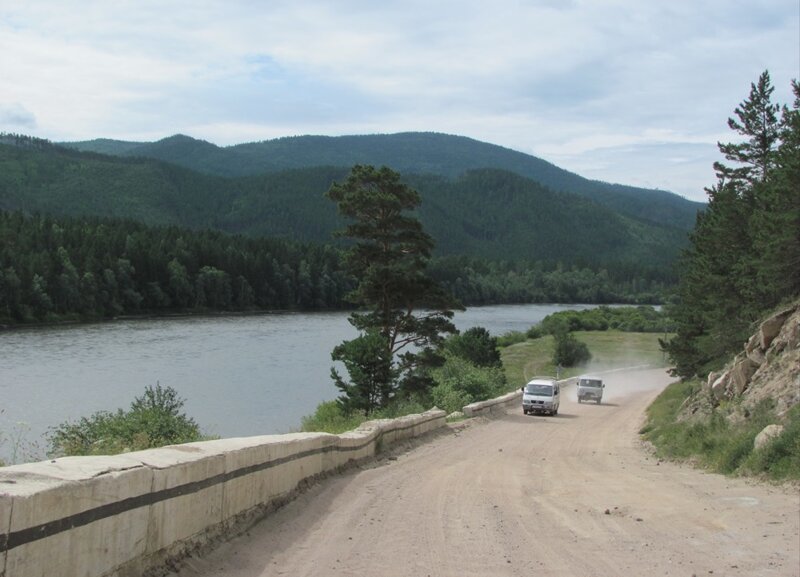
0,138,688,269
64,132,704,230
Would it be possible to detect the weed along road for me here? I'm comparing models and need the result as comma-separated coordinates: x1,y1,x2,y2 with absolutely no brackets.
173,368,800,577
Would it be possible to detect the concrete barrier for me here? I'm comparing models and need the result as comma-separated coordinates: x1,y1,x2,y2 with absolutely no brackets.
0,408,445,577
462,390,522,417
462,377,579,418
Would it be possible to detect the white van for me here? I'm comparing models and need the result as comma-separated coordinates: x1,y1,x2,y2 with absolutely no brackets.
577,374,605,404
522,377,560,416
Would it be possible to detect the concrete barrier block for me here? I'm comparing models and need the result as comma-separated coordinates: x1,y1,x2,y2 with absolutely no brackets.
257,434,328,499
1,456,152,577
337,428,378,466
132,445,226,558
1,489,12,576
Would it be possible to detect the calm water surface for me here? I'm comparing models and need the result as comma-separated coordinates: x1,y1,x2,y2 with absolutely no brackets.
0,304,597,462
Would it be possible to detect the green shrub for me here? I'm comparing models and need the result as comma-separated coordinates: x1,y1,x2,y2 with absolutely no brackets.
552,331,591,367
301,396,431,434
300,400,365,434
430,354,507,413
48,383,202,457
497,330,527,348
445,327,502,368
431,381,475,415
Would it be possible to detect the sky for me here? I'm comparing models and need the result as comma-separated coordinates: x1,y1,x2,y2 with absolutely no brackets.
1,1,798,202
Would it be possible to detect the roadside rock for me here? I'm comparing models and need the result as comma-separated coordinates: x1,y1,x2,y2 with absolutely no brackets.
695,301,800,422
754,424,784,451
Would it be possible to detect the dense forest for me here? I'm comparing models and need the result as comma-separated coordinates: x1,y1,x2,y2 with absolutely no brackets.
664,72,800,378
64,131,703,230
0,136,691,268
0,210,669,325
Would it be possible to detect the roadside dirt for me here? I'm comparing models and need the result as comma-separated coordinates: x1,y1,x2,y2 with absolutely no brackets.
172,368,800,577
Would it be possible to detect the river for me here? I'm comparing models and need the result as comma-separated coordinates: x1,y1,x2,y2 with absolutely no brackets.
0,303,599,463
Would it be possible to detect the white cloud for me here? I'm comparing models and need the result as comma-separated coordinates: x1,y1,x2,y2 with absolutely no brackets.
1,0,797,201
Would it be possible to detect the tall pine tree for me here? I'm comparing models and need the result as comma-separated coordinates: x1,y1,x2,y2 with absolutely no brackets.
326,165,461,414
664,72,799,378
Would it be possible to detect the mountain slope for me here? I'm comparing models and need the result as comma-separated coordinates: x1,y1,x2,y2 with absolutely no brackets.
65,132,704,230
0,141,688,267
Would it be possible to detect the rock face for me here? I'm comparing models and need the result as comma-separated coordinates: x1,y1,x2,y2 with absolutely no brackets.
703,302,800,418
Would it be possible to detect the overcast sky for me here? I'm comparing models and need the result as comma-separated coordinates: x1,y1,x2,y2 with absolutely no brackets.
1,1,797,202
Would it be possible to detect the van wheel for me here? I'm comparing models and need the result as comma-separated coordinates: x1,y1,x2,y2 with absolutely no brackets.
596,399,601,405
578,397,582,404
523,409,528,415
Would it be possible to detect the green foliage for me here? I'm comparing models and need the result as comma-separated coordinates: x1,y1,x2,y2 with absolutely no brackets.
1,136,689,295
551,330,591,367
744,404,800,480
47,384,203,457
326,165,459,414
538,306,669,334
496,330,528,348
300,401,365,434
444,326,502,368
330,331,396,415
665,73,800,378
642,380,800,480
0,211,353,325
300,397,429,434
64,131,702,231
430,354,508,414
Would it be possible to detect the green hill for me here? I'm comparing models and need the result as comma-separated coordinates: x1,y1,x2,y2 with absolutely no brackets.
0,139,688,268
64,132,704,230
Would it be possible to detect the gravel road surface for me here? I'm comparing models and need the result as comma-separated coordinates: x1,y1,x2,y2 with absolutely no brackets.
172,368,800,577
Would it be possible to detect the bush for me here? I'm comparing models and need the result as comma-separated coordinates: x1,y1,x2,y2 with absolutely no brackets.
552,331,591,367
300,400,365,434
496,330,527,348
445,327,502,367
48,383,203,457
301,396,432,434
537,306,668,334
430,354,507,414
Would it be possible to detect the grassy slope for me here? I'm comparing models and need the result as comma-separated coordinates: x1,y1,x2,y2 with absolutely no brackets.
500,331,668,387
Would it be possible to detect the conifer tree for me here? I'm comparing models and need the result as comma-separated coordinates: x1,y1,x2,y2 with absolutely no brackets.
326,165,461,413
664,72,799,378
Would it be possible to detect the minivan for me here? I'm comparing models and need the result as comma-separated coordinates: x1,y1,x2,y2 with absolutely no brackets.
522,377,560,416
577,374,605,404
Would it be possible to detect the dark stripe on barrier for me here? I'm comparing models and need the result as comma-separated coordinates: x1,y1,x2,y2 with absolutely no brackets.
1,413,442,553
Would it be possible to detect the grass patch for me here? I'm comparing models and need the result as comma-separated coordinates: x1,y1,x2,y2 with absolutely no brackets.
641,380,800,481
500,331,668,388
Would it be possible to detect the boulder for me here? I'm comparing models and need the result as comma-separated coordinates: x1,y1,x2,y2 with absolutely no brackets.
745,333,766,365
710,371,731,401
731,356,759,395
759,307,794,350
753,424,784,451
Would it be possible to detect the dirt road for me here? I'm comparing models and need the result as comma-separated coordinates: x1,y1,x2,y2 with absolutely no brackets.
173,368,799,577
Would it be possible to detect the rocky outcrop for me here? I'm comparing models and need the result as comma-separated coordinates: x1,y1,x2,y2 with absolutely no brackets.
704,302,800,418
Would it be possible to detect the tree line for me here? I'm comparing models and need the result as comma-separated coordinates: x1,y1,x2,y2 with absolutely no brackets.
0,211,352,324
0,213,673,326
664,71,800,378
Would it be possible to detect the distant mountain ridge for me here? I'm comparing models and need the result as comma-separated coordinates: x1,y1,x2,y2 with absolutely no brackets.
64,132,704,230
0,137,689,269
